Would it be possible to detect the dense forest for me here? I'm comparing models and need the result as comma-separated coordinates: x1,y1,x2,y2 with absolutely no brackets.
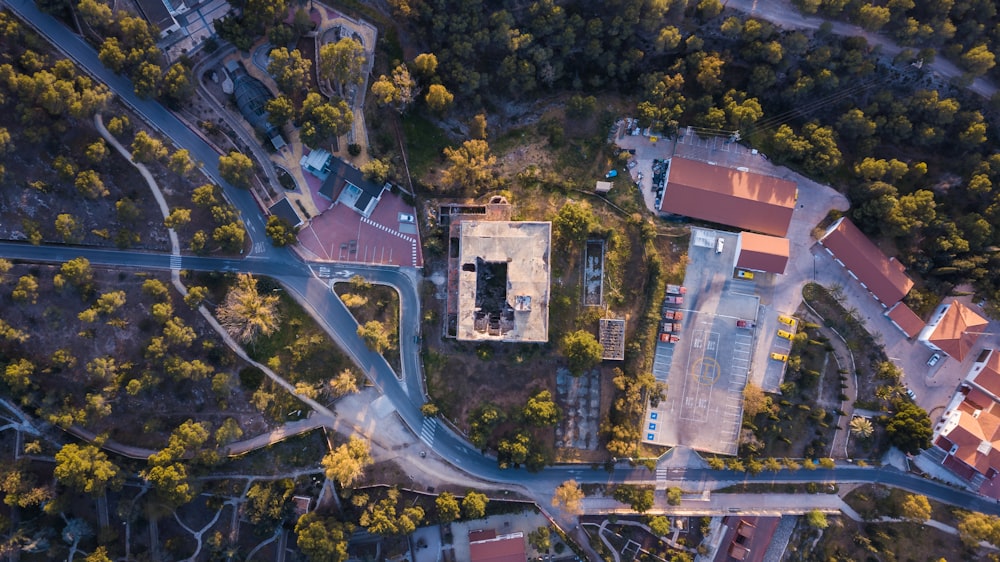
389,0,1000,312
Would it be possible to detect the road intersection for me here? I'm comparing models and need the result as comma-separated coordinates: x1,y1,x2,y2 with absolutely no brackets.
3,0,1000,552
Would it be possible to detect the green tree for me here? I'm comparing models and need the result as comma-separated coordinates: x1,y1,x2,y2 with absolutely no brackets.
361,159,390,184
462,490,489,519
164,208,192,229
370,74,400,107
961,44,996,77
55,213,82,242
957,511,1000,548
143,462,195,507
12,275,38,304
75,169,108,199
329,369,359,398
266,215,297,246
806,509,829,529
218,151,254,188
300,93,353,147
3,358,34,392
553,201,597,244
213,222,247,252
131,130,167,163
666,486,682,505
321,436,372,488
648,515,671,537
886,401,932,454
318,38,366,98
425,83,454,113
528,526,551,552
184,285,209,309
613,484,655,513
141,279,169,302
54,444,122,496
420,402,440,417
294,512,352,562
133,61,162,99
441,139,496,194
849,416,874,439
413,52,438,77
168,149,194,175
85,140,107,163
435,491,461,523
561,330,603,375
266,95,296,128
98,37,126,73
246,479,294,531
217,274,281,344
160,62,194,107
551,480,583,515
267,47,312,96
900,493,931,523
523,389,561,426
357,320,391,353
361,488,424,535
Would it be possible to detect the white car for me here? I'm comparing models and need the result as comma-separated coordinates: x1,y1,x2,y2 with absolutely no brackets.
927,353,941,367
716,237,724,253
398,213,415,223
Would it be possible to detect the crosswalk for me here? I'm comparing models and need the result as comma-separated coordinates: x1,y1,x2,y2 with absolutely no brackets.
420,417,436,446
361,216,413,242
169,255,182,271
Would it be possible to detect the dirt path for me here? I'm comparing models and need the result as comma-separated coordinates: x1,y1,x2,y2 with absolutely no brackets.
801,301,858,459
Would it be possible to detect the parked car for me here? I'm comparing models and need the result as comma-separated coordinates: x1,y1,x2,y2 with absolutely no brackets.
770,352,788,362
776,329,794,340
778,315,795,326
736,269,754,280
666,284,687,295
664,295,683,305
736,320,755,329
398,213,415,223
659,333,680,343
927,353,942,367
906,388,917,400
716,237,725,253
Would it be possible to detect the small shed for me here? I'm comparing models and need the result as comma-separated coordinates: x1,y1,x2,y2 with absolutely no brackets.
595,181,613,194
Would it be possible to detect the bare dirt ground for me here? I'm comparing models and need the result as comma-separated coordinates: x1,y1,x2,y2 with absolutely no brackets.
0,106,170,251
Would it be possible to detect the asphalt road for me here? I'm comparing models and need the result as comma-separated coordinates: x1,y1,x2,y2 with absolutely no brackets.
4,0,1000,525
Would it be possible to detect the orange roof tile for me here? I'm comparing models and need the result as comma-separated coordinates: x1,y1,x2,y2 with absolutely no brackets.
944,398,1000,476
886,302,925,338
929,301,989,361
975,352,1000,399
819,218,913,305
736,232,790,274
659,158,797,237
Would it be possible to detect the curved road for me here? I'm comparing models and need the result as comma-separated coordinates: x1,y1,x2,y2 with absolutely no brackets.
4,0,1000,531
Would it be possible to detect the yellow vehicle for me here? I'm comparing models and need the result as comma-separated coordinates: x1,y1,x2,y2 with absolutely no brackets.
770,352,788,362
778,315,795,327
776,329,794,340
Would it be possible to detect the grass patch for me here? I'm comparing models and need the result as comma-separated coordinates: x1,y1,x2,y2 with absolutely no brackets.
401,113,449,178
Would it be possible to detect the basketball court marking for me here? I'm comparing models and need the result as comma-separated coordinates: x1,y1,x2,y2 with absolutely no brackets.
680,328,720,424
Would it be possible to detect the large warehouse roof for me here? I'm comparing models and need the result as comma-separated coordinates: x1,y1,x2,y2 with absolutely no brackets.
818,217,914,305
658,158,797,237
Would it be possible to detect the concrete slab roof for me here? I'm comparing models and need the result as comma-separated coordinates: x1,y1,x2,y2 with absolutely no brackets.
457,221,551,342
659,157,797,236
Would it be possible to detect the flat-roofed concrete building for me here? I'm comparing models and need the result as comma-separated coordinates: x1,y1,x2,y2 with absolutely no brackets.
658,158,797,237
734,232,790,274
818,217,914,307
455,221,551,342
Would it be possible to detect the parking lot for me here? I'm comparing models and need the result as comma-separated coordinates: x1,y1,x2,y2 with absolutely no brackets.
643,228,761,455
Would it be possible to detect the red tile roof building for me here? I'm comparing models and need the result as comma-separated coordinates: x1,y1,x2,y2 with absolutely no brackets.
935,387,1000,493
918,301,989,361
469,529,526,562
658,158,797,237
818,217,914,307
886,302,926,339
735,232,790,274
